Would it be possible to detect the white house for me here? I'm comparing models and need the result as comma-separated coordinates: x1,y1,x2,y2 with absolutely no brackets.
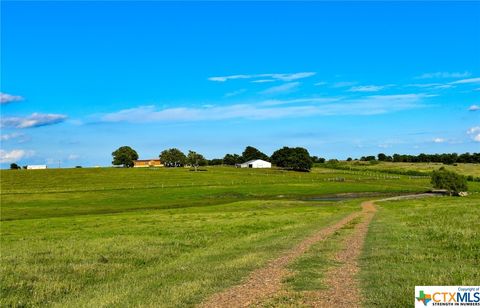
27,165,47,170
238,159,271,169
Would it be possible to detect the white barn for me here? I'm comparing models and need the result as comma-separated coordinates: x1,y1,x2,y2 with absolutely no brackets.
238,159,271,169
27,165,47,170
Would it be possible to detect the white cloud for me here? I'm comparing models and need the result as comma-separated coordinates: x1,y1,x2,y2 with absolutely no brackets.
0,93,24,104
468,105,480,111
433,138,446,143
348,85,386,92
68,154,80,160
101,93,428,123
208,72,316,82
251,79,276,83
415,72,471,79
1,113,67,128
467,126,480,142
0,132,24,141
314,81,327,86
450,77,480,85
224,89,247,97
260,82,300,95
0,149,34,163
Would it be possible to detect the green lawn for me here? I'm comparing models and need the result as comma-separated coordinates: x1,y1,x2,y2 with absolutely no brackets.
1,165,478,306
330,161,480,177
1,199,360,307
360,194,480,307
0,166,428,220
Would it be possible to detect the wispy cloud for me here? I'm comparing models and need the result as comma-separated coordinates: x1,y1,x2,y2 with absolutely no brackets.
348,85,387,92
415,72,471,79
1,113,67,128
314,81,327,86
101,93,428,123
0,93,24,104
433,137,446,143
208,72,316,82
251,79,276,83
0,149,34,163
468,105,480,111
260,82,300,95
224,89,247,97
467,126,480,142
0,132,25,141
450,77,480,85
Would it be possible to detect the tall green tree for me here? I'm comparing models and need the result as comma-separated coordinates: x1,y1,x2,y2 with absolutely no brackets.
160,148,187,167
241,146,269,162
270,146,313,171
10,163,21,170
223,154,242,165
112,146,138,167
431,167,468,195
187,150,207,171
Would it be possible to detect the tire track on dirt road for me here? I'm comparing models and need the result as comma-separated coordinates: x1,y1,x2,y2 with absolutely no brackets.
199,209,364,308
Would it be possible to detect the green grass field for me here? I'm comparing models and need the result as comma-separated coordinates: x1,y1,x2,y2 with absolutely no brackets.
1,165,479,306
328,161,480,177
360,194,480,307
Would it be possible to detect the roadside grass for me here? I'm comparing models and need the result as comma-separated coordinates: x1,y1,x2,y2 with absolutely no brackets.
360,194,480,307
0,199,360,307
0,166,428,220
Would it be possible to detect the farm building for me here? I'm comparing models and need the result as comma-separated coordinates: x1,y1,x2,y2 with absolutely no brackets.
27,165,47,170
133,159,163,168
238,159,271,169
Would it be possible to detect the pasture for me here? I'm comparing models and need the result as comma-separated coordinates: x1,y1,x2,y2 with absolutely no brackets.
1,165,479,307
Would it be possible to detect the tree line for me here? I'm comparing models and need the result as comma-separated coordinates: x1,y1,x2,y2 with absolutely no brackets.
112,145,314,171
355,152,480,164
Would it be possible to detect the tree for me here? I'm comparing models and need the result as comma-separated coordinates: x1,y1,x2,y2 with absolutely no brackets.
10,163,20,170
208,158,223,166
431,168,468,195
377,153,388,161
241,146,269,162
270,146,313,171
346,157,353,162
187,150,207,171
112,146,138,167
160,148,187,167
223,154,242,166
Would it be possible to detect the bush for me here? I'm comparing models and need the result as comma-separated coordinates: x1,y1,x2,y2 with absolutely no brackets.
431,168,468,195
271,146,313,171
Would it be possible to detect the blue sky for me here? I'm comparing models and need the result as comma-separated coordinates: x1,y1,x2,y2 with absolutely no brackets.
1,1,479,167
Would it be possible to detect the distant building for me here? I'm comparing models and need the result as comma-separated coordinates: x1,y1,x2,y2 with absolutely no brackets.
133,159,163,168
238,159,271,169
27,165,47,170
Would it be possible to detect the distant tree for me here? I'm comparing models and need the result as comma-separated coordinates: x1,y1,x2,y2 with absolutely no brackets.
242,146,269,162
223,154,242,166
10,163,20,170
431,167,468,195
208,158,223,166
187,150,207,171
360,155,376,162
346,157,353,162
311,156,326,163
112,146,138,167
271,146,313,171
75,166,82,168
22,165,28,169
377,153,388,161
160,148,187,167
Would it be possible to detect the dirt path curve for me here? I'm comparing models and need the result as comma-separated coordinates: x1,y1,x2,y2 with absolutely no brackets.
306,200,377,307
199,210,363,308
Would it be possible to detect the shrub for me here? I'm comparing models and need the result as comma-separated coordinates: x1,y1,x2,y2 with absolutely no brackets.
431,168,468,195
